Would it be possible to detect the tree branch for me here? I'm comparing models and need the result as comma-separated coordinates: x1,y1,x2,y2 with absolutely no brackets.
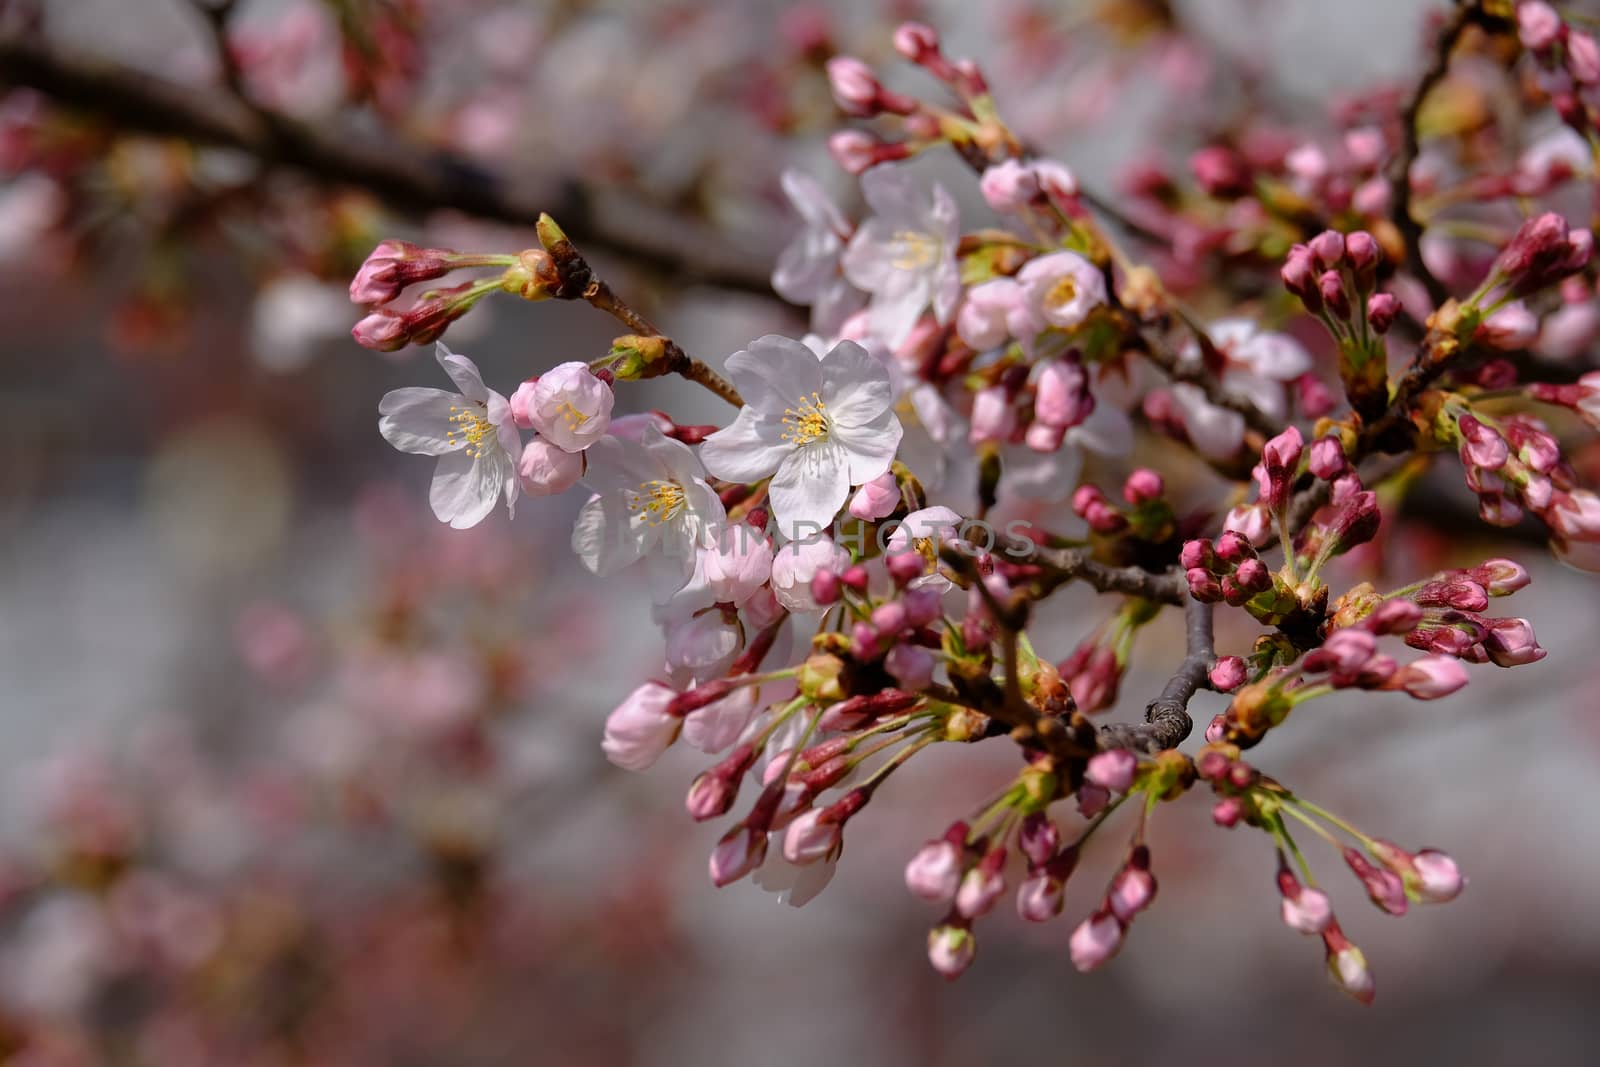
1099,595,1214,754
0,34,774,295
1027,549,1188,605
1388,1,1480,309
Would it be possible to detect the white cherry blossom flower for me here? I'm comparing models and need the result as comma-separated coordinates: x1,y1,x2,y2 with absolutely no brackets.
841,163,961,349
528,361,614,452
1017,250,1107,330
1172,318,1312,460
773,169,863,337
700,335,902,539
377,343,520,529
571,424,726,601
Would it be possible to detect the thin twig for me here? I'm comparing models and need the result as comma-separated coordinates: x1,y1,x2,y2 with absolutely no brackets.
1027,549,1187,604
1099,596,1214,754
1388,1,1481,309
0,34,773,295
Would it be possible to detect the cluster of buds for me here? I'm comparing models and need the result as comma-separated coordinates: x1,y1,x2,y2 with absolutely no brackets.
1331,558,1546,667
825,22,1010,176
1282,230,1391,419
1182,531,1276,610
1055,599,1161,713
1196,743,1464,1001
1071,468,1174,543
349,241,554,353
1518,2,1600,136
1440,402,1600,567
1526,371,1600,432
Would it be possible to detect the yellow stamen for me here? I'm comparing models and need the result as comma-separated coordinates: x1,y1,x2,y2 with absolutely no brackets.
890,230,939,270
446,404,493,459
555,400,589,431
781,392,831,446
629,480,686,526
1046,275,1078,312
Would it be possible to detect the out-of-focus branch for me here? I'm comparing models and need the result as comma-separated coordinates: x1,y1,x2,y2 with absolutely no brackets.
1388,1,1482,309
0,34,774,295
1099,594,1213,754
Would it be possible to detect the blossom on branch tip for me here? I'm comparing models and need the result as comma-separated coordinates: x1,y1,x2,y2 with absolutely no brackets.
840,164,961,348
700,335,902,539
571,425,726,601
773,170,861,336
529,362,613,452
601,682,680,771
377,343,521,529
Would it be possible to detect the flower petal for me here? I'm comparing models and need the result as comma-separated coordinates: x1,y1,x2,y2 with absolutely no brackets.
571,494,647,576
769,444,850,540
699,408,791,483
724,335,823,415
820,340,894,425
429,451,500,529
435,343,490,403
378,388,466,455
831,408,903,484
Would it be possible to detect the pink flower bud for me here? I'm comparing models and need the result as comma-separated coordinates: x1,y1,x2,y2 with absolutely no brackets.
1281,246,1320,308
601,682,680,771
1484,616,1546,666
849,472,900,521
1366,599,1423,634
969,386,1016,444
1205,715,1227,744
1016,870,1065,922
1017,813,1060,869
1518,1,1563,52
352,310,408,352
783,807,841,864
1568,30,1600,84
1457,415,1508,470
1212,796,1243,826
1180,539,1214,571
957,278,1029,351
1549,489,1600,540
1477,302,1539,349
926,922,975,979
1412,849,1465,902
710,825,766,886
1346,230,1382,283
1085,749,1137,794
1108,853,1156,921
827,130,883,175
1222,504,1272,547
979,158,1040,212
886,551,926,587
1281,886,1334,935
1069,910,1124,972
1366,291,1400,333
1318,269,1350,318
893,21,941,62
508,380,538,429
1034,358,1094,428
1032,159,1078,201
1256,425,1304,509
1472,557,1531,595
825,56,881,115
1324,930,1375,1005
1076,783,1110,818
906,839,963,902
1344,847,1408,915
885,642,935,690
955,847,1007,919
686,766,741,821
902,587,943,628
1122,468,1163,505
1308,229,1347,272
518,438,583,496
1190,145,1251,198
1308,436,1348,480
1209,655,1247,692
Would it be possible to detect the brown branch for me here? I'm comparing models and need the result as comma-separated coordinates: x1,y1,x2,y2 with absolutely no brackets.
538,219,745,407
1388,1,1481,309
1099,595,1214,754
1028,548,1187,605
0,34,774,295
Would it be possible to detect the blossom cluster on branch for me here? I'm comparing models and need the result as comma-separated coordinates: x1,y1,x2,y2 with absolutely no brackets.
335,5,1600,1003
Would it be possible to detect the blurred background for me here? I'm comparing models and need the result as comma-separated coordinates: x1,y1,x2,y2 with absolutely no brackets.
3,0,1599,1063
